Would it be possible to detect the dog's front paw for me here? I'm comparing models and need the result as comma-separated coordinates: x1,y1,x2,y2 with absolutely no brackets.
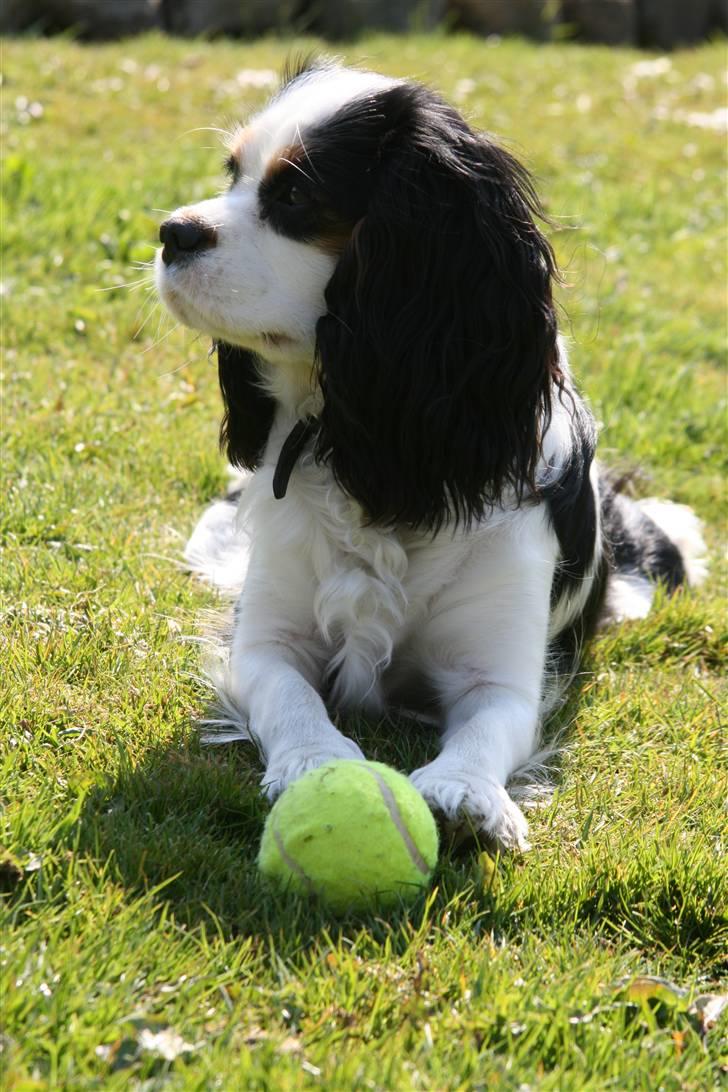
262,735,365,801
410,758,530,852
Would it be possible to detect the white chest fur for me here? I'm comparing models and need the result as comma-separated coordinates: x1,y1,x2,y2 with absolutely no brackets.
233,448,481,711
245,453,411,708
184,442,544,715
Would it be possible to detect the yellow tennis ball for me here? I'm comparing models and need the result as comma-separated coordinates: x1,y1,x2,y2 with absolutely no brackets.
258,760,439,912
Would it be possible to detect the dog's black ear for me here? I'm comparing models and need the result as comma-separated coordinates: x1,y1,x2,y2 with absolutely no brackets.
314,85,561,531
217,341,276,470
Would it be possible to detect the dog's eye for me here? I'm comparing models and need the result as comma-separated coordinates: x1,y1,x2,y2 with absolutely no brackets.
279,182,309,208
224,154,240,184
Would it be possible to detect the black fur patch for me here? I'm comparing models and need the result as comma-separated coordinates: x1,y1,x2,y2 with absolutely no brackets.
600,485,685,591
286,81,564,531
217,341,276,471
548,555,608,686
543,397,599,604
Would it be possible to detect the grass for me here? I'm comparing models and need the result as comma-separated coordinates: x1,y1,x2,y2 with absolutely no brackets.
1,30,726,1090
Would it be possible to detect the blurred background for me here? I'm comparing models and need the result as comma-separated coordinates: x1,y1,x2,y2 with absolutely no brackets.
2,0,727,48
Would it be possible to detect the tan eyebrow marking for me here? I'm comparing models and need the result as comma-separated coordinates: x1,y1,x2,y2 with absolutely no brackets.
259,140,357,256
227,126,257,173
262,142,307,185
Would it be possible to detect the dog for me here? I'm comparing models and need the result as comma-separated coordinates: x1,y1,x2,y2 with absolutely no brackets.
155,58,706,850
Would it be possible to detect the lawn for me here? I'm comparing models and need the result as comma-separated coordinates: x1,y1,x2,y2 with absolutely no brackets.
1,30,726,1090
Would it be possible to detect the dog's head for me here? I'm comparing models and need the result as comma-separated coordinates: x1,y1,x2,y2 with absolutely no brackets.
156,58,561,529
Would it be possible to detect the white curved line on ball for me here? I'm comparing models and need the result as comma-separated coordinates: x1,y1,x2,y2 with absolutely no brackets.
369,770,431,875
272,826,314,892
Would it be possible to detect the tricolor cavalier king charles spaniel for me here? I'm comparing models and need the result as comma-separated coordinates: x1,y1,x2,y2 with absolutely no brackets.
156,59,706,850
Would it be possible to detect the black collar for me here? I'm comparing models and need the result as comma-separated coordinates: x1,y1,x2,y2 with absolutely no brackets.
272,416,320,499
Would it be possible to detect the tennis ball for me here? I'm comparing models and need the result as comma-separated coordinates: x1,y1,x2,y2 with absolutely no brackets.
258,760,438,912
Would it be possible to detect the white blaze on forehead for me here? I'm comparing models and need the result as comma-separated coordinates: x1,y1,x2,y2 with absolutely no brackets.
238,66,398,180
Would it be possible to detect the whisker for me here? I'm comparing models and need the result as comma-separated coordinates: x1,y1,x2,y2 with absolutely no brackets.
159,331,206,374
279,157,318,186
94,277,153,293
159,354,195,377
151,302,166,347
141,321,181,355
182,126,233,140
132,298,162,340
295,123,321,181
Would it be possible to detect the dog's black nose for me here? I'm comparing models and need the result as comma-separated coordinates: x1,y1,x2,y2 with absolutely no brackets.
159,217,217,264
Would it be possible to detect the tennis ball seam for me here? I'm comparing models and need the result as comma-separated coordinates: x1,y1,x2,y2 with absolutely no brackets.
367,767,431,875
272,826,314,892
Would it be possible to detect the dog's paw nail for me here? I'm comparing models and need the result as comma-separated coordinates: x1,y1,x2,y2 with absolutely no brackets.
410,764,530,852
263,739,364,799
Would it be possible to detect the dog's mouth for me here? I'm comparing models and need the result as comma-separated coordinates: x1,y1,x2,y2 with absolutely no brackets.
261,332,294,349
156,255,301,354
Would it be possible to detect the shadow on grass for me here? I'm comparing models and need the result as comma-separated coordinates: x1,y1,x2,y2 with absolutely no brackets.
7,678,724,973
60,668,598,947
70,712,471,946
16,629,720,971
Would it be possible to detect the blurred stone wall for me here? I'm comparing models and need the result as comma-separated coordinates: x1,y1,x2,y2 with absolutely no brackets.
1,0,726,46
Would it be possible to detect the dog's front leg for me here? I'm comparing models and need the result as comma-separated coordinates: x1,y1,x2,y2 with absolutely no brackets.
411,684,538,850
410,513,559,850
227,544,365,798
236,644,364,799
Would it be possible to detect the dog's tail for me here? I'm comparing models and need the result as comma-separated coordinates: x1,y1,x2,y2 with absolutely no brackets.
599,486,708,626
541,479,708,718
532,483,707,801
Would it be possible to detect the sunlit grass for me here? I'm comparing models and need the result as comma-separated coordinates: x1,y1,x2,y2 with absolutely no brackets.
1,32,726,1089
